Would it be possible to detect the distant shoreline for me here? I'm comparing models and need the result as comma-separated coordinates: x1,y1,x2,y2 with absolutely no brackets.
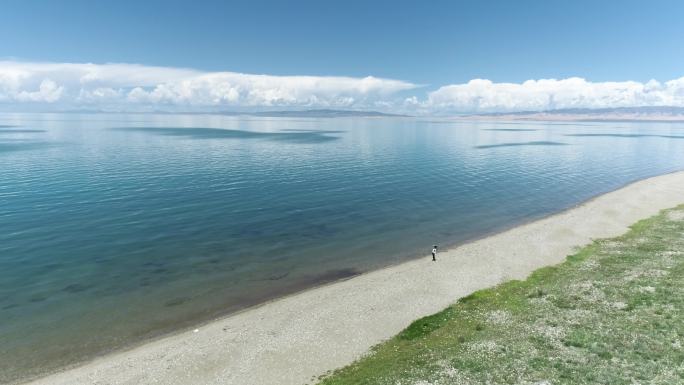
457,115,684,122
0,109,411,118
24,170,684,385
5,106,684,122
455,106,684,122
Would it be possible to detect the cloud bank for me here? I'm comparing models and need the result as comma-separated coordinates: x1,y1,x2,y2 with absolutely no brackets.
423,77,684,113
0,61,416,111
2,61,684,114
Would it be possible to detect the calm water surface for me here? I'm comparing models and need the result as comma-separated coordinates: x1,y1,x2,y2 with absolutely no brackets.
2,113,684,382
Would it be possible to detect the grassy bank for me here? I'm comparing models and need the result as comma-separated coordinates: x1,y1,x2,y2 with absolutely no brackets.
318,205,684,385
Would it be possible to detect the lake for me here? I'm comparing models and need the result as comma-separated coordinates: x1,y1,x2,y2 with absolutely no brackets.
2,113,684,382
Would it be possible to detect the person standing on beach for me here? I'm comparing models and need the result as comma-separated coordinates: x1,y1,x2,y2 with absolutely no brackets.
432,245,438,261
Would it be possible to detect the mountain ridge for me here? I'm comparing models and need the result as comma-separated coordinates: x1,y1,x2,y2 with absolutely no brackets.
462,106,684,121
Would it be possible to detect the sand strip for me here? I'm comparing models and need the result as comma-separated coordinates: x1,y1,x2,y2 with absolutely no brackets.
25,171,684,385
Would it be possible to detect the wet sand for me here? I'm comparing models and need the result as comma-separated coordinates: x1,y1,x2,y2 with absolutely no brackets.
24,171,684,385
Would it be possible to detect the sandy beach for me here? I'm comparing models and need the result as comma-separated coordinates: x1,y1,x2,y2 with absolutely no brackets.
23,171,684,385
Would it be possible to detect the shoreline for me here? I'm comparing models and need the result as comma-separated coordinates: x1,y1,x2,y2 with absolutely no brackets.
22,171,684,385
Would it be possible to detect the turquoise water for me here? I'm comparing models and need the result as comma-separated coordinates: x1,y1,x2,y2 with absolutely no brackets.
2,113,684,382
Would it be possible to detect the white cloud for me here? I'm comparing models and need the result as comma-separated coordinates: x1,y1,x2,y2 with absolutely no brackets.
423,77,684,113
2,61,684,114
0,61,416,111
15,79,64,102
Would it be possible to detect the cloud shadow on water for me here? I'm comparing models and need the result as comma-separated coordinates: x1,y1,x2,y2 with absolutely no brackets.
475,141,570,149
565,133,684,139
278,128,346,134
0,129,46,134
0,141,53,154
482,128,539,132
111,127,341,143
488,121,599,127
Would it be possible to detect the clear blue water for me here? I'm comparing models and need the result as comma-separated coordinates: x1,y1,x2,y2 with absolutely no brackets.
2,113,684,382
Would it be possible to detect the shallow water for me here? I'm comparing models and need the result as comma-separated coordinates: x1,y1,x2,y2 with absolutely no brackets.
2,113,684,382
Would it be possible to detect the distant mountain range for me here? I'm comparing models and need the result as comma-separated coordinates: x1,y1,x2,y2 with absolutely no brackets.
239,109,408,118
51,108,408,118
465,106,684,121
15,107,684,121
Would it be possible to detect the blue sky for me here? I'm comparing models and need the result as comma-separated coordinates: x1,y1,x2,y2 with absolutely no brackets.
2,0,684,113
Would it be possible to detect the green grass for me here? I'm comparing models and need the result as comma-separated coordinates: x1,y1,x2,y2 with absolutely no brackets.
318,205,684,385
